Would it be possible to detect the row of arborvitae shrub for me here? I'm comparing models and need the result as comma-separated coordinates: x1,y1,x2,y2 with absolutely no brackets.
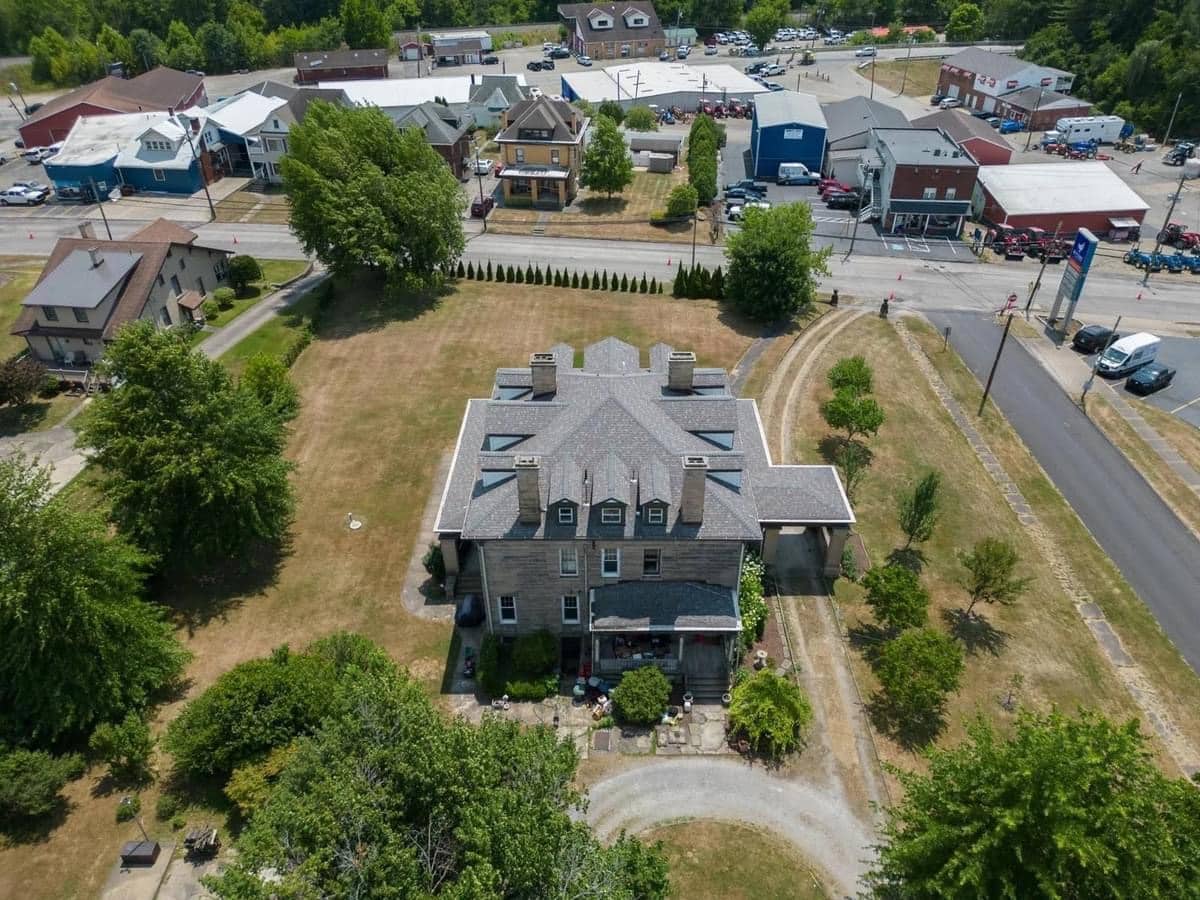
455,259,664,294
280,279,334,369
671,264,724,300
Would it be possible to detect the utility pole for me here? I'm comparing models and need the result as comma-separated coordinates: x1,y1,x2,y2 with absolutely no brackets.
474,145,488,232
1162,91,1182,148
898,37,915,96
7,96,24,121
845,164,871,257
1023,87,1045,152
1080,314,1121,407
1024,218,1061,315
869,56,876,100
1143,167,1188,286
180,118,217,221
88,178,114,240
8,80,28,113
417,24,423,77
691,207,699,268
978,313,1014,416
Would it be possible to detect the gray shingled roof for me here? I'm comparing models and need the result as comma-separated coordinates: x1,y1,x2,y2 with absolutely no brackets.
999,86,1090,112
469,75,528,107
396,101,473,145
497,96,581,143
22,249,141,310
435,337,854,541
591,581,740,631
912,110,1009,150
821,96,909,144
558,2,666,44
945,47,1033,80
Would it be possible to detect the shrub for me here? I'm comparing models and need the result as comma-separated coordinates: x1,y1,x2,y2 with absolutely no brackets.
422,543,445,583
0,749,79,820
456,260,465,278
466,261,475,279
213,286,236,310
504,675,559,701
612,666,671,725
486,261,493,281
526,263,535,283
577,271,586,289
623,105,657,131
611,271,620,291
227,255,262,295
841,545,859,581
478,634,504,697
597,99,624,124
202,299,220,322
281,325,314,368
639,274,648,293
739,553,768,650
155,793,181,821
115,794,140,822
649,277,658,293
665,183,698,218
533,265,543,285
827,356,873,396
593,269,601,288
511,630,557,677
602,271,609,290
620,273,629,291
170,813,187,830
224,741,299,816
89,712,154,783
0,356,48,406
595,714,615,729
728,670,813,758
506,264,516,282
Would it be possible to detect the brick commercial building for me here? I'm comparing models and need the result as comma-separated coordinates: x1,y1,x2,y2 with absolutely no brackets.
294,49,388,84
868,128,978,235
19,67,206,149
912,110,1012,165
936,47,1074,117
992,86,1093,132
974,162,1149,237
558,2,666,60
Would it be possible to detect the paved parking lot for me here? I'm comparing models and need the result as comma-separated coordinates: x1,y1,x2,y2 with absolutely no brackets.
1076,335,1200,428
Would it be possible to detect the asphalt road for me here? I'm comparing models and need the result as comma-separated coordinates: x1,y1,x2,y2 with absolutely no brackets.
929,310,1200,674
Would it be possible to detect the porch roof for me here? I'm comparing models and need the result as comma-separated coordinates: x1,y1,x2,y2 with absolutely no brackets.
176,290,204,310
498,165,571,179
591,581,740,632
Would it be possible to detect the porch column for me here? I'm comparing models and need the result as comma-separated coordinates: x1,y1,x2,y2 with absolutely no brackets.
923,214,930,235
558,180,565,206
678,635,685,665
761,526,781,565
823,526,850,577
531,179,540,204
502,179,512,201
439,537,460,578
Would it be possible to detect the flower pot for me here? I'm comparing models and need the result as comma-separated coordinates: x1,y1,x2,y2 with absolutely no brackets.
721,692,732,707
682,692,694,713
753,649,768,669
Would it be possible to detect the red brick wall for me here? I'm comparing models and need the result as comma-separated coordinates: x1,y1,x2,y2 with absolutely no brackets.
963,136,1011,166
890,162,978,202
19,102,117,147
295,64,388,84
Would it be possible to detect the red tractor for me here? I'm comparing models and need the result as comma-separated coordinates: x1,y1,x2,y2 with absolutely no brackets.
990,225,1027,260
726,98,747,118
1157,222,1200,251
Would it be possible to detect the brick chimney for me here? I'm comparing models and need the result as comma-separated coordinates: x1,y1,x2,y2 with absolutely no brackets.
680,455,708,524
515,456,542,524
530,352,557,396
78,222,96,239
87,247,104,268
668,350,695,391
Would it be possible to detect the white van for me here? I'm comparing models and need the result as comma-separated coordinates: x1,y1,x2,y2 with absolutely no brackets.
1096,332,1160,377
777,162,817,185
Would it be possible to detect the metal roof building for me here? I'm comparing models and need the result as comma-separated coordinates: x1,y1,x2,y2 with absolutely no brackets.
821,96,908,151
750,90,826,179
974,161,1150,235
560,62,766,111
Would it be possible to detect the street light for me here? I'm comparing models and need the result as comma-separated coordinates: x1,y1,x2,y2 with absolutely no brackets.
8,81,28,112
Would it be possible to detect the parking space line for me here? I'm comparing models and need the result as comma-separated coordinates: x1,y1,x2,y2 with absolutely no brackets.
944,237,958,256
1170,395,1200,414
905,235,931,254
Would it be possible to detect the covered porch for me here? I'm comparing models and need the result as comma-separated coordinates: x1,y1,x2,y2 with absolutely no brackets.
499,165,574,209
886,199,970,236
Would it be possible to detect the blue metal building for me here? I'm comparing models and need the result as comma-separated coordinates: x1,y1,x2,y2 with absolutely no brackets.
750,91,827,180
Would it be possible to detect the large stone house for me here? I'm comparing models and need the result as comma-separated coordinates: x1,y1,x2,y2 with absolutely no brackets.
435,338,854,695
10,219,231,383
495,97,588,209
558,2,666,60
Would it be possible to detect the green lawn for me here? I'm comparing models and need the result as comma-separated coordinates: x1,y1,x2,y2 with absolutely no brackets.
643,820,829,899
0,393,83,437
0,258,47,359
219,279,323,377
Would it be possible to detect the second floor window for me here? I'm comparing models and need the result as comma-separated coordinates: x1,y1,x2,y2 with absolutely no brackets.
945,187,957,200
601,548,620,578
922,187,936,200
562,595,579,624
159,306,172,326
601,506,622,525
558,505,574,525
643,549,661,576
551,149,560,164
499,595,517,623
73,308,88,323
560,547,578,576
516,148,525,163
44,307,58,321
170,275,182,296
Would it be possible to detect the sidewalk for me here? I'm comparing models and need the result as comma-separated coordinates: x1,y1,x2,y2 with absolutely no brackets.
199,263,322,360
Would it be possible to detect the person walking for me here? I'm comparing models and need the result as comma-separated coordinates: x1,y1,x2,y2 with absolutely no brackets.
1132,161,1143,175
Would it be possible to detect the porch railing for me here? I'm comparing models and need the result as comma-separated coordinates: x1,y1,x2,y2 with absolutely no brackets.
595,657,680,675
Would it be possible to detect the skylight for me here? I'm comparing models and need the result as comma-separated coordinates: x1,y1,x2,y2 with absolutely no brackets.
693,431,734,450
480,470,516,489
707,470,743,491
496,386,531,400
482,434,529,451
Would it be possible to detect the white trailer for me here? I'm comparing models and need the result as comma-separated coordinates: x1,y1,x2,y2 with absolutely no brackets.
1054,115,1125,144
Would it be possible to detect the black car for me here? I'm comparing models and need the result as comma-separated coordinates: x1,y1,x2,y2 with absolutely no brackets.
1126,363,1176,395
825,191,862,210
540,57,556,69
454,593,486,627
526,60,543,71
549,46,571,58
725,178,767,192
930,92,947,105
724,186,765,201
970,108,992,119
482,54,499,64
1072,324,1121,353
744,62,766,74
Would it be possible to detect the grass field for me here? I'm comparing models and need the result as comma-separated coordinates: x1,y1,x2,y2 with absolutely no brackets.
198,258,310,334
0,392,82,437
0,257,47,359
786,314,1191,780
1131,397,1200,475
865,57,942,98
0,278,758,900
214,187,290,225
489,169,704,244
642,820,829,899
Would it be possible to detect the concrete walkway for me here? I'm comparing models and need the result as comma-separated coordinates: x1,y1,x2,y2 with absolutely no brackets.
199,263,322,360
0,424,87,493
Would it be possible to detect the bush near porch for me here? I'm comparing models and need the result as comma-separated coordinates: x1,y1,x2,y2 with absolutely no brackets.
478,632,560,701
612,665,671,725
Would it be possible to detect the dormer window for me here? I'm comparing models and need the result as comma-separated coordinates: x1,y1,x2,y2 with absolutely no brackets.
600,506,623,525
589,11,613,29
557,505,575,525
646,505,665,525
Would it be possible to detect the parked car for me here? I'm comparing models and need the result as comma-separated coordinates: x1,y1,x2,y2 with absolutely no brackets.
970,109,992,119
764,63,785,75
676,45,690,59
540,58,555,70
0,186,44,205
44,141,62,158
704,44,719,55
986,117,1002,128
1071,324,1121,353
765,82,785,91
939,97,963,109
454,593,486,627
473,157,493,175
185,69,205,77
659,49,671,60
998,119,1024,134
21,147,45,163
825,191,862,210
470,196,495,218
724,186,765,201
549,46,570,58
577,54,592,65
728,200,771,220
1097,332,1161,377
526,60,544,71
725,178,768,192
1125,363,1176,395
12,179,49,198
930,93,947,105
854,46,877,57
481,54,499,64
744,61,766,74
777,162,816,185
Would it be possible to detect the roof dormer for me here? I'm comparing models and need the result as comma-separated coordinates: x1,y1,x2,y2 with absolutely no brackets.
623,6,648,26
588,8,613,29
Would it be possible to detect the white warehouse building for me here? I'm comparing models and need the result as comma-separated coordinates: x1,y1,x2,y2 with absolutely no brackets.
560,62,767,111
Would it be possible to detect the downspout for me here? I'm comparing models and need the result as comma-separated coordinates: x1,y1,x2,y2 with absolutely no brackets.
479,541,493,634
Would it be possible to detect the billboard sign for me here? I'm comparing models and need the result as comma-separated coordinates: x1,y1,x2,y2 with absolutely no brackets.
1069,228,1099,273
1049,228,1099,335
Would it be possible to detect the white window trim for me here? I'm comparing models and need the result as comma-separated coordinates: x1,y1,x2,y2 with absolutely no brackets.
562,594,580,624
559,547,578,576
643,548,661,577
601,506,622,525
152,168,167,182
558,505,574,525
601,548,620,578
646,505,664,524
499,595,517,623
922,187,936,199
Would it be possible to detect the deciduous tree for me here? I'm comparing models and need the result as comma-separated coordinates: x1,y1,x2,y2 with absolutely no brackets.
340,0,389,48
0,357,46,407
826,355,873,396
227,254,262,295
744,0,788,50
898,470,942,548
240,353,299,422
726,202,831,322
946,1,986,42
623,104,657,131
665,183,698,218
728,670,813,757
89,712,155,783
79,322,294,572
874,627,963,729
959,537,1031,616
0,749,82,821
821,386,885,442
861,564,930,631
580,114,634,198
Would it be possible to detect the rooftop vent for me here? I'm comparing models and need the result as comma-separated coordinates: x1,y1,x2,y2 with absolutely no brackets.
87,247,104,268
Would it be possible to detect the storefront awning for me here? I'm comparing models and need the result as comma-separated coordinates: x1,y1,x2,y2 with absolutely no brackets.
1109,217,1141,229
591,582,740,632
888,199,971,215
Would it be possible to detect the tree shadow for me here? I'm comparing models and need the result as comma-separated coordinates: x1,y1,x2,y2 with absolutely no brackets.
576,196,629,215
942,607,1009,656
885,546,927,573
715,306,779,340
0,401,51,437
847,622,891,668
0,797,74,845
817,434,843,465
90,769,154,800
867,695,947,751
158,768,241,832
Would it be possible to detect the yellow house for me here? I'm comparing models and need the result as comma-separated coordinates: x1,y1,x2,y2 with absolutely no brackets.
495,97,589,209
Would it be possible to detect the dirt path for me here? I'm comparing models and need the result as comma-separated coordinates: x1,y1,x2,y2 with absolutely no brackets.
585,758,876,896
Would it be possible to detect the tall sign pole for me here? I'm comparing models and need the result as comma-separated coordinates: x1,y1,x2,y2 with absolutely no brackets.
1047,228,1098,338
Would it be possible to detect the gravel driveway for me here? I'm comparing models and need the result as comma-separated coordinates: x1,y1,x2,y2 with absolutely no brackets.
584,757,877,895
